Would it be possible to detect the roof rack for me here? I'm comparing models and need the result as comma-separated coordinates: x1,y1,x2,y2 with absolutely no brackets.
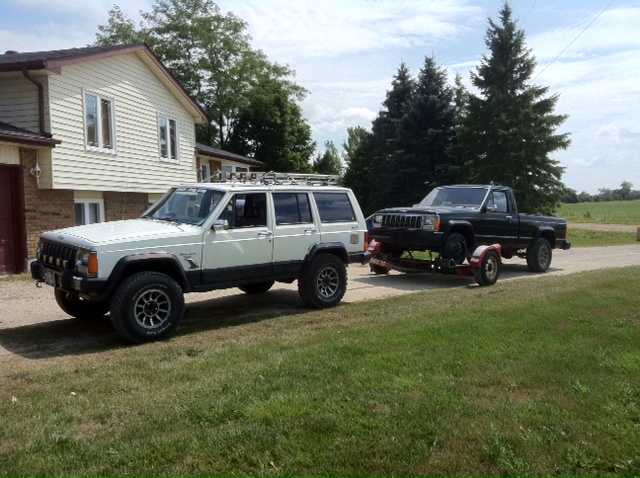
204,171,339,186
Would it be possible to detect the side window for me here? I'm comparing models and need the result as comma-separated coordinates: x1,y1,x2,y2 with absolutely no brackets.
159,114,179,163
274,193,312,225
314,192,356,223
492,191,509,213
84,90,115,152
220,193,267,228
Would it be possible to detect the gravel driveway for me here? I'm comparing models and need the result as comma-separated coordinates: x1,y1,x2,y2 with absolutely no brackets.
2,244,639,358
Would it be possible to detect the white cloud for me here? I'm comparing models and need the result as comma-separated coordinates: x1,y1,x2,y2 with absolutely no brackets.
218,0,482,62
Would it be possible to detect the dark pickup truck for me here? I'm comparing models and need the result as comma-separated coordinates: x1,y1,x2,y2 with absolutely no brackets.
369,184,571,274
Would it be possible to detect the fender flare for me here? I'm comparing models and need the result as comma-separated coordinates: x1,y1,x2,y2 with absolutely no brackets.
443,220,475,249
531,226,557,248
104,253,191,298
305,242,349,263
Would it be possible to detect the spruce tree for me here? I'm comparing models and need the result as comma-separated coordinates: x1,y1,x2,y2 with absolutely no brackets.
368,62,415,210
451,2,570,214
392,57,455,206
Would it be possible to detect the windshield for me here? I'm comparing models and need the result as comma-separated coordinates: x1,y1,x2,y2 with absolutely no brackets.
143,187,225,226
418,187,488,208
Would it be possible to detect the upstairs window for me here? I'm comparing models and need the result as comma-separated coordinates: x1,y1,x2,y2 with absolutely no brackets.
84,91,115,152
159,115,179,163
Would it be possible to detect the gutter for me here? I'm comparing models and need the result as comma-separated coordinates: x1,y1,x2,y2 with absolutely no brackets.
21,67,52,138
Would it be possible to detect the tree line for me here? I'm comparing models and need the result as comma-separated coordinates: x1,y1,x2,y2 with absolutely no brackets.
96,0,570,215
562,181,640,203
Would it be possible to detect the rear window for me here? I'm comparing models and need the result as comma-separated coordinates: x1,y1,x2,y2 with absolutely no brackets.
274,193,313,225
314,192,356,223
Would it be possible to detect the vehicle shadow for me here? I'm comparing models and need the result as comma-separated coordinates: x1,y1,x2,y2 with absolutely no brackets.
0,289,308,360
1,263,550,360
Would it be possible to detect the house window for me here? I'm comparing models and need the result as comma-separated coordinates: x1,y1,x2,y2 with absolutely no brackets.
75,200,104,225
84,91,115,151
159,115,179,162
201,162,211,182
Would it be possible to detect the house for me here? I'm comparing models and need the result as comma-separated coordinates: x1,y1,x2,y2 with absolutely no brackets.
0,43,265,275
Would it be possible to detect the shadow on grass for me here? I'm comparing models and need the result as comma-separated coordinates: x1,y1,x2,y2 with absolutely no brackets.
0,289,309,360
0,262,545,360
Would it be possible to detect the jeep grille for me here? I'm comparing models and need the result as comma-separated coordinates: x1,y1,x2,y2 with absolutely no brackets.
381,214,423,229
38,241,77,271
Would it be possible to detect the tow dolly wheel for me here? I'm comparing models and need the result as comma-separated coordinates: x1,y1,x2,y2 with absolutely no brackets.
473,249,500,286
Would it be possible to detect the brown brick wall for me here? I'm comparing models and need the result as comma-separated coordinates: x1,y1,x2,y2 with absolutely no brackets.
19,149,149,263
20,148,74,259
104,191,149,221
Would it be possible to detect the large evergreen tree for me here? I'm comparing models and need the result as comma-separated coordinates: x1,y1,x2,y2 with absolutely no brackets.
368,62,415,211
451,2,570,214
392,56,456,206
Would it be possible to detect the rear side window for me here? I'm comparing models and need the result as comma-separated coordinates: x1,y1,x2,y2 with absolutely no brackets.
314,192,356,223
274,193,313,225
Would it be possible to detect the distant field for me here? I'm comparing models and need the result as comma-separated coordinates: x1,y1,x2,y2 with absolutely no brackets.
558,200,640,225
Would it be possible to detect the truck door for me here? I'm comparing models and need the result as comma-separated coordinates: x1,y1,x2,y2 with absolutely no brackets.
201,192,273,286
477,190,518,247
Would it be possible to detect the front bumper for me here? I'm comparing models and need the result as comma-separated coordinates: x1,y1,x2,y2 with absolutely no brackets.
369,228,444,249
31,261,109,300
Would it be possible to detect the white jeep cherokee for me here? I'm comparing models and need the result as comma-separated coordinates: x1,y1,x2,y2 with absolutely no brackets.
31,173,370,342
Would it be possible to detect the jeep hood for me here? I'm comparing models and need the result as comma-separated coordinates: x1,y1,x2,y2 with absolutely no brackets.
378,206,479,214
41,218,199,247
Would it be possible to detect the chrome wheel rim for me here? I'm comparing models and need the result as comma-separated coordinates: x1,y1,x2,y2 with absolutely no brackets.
317,266,339,298
539,246,551,267
134,288,171,329
485,255,499,281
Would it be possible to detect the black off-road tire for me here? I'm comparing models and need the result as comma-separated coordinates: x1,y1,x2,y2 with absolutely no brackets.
526,238,552,272
441,232,468,264
472,250,501,286
298,254,347,309
238,281,275,294
54,287,110,319
110,272,184,343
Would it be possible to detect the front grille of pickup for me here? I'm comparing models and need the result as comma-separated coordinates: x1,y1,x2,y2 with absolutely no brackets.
381,214,423,229
38,241,77,270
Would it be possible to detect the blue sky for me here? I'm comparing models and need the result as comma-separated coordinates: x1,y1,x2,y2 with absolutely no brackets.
1,0,638,194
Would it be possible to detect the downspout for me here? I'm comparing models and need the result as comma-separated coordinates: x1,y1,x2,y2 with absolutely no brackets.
22,67,52,138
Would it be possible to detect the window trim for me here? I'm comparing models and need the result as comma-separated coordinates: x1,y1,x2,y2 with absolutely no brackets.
83,89,117,153
74,198,105,225
158,113,179,163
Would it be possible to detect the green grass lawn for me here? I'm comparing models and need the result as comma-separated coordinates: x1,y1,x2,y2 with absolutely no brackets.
2,267,639,476
558,200,640,225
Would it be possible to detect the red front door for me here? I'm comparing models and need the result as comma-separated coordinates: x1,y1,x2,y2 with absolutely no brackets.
0,165,25,275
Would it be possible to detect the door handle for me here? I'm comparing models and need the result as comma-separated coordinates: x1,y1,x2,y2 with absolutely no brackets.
258,231,273,238
305,228,318,235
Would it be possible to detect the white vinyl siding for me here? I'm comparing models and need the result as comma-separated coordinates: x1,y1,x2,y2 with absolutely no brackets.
46,53,198,193
0,144,21,164
0,76,45,133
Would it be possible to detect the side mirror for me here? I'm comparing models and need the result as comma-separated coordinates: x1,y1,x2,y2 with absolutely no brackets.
485,203,498,212
212,219,229,231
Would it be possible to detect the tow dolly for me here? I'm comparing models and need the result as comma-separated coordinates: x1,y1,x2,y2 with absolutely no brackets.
368,240,502,286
